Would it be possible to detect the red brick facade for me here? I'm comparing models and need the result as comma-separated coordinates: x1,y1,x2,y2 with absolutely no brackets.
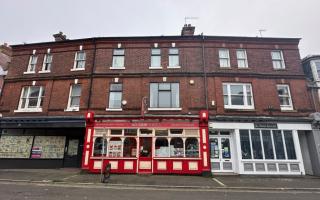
0,36,313,118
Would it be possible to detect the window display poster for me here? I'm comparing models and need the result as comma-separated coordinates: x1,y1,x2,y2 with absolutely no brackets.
32,136,66,159
0,136,33,158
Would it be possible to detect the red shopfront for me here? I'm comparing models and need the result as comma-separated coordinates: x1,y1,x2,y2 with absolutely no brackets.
82,111,210,175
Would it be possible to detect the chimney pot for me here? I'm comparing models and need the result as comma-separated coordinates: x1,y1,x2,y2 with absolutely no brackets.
181,24,195,36
53,32,67,41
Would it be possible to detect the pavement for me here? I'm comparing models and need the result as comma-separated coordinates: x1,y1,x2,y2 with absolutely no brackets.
0,168,320,191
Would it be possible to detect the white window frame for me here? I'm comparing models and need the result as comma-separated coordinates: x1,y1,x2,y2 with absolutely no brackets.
111,49,125,69
219,49,230,68
15,86,44,112
39,53,53,73
223,83,254,110
168,48,180,68
236,49,248,68
71,51,86,71
24,55,38,74
271,50,286,69
106,83,123,111
65,84,81,112
277,84,293,111
150,48,162,69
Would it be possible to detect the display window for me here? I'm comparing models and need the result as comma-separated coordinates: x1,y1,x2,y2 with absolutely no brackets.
93,137,107,156
155,138,169,157
32,136,66,159
123,138,137,157
109,137,122,157
185,138,199,157
240,129,297,160
170,137,184,157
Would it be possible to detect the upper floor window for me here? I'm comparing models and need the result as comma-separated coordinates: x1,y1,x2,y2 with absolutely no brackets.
236,49,248,68
314,60,320,79
108,83,123,109
41,54,53,72
219,49,230,68
17,86,44,112
271,50,285,69
150,48,161,68
26,55,38,73
150,83,179,109
73,51,86,70
223,83,254,109
168,48,179,68
277,84,293,111
112,49,125,69
66,84,81,111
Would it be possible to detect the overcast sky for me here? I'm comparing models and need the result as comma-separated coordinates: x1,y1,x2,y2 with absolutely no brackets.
0,0,319,57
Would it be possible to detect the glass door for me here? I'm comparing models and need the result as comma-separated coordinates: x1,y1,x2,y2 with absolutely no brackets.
210,137,233,172
138,137,152,173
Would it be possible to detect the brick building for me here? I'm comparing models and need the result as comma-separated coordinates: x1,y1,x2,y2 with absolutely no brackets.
0,25,315,175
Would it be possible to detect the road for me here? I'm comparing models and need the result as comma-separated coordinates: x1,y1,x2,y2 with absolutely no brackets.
0,181,319,200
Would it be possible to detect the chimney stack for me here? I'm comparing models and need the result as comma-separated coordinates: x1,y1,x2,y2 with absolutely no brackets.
53,31,67,41
181,24,195,36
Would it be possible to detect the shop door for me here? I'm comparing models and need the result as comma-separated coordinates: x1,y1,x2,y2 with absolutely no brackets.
138,137,152,173
210,137,234,172
63,138,83,168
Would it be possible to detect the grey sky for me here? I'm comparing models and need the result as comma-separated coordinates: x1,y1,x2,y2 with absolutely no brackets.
0,0,319,57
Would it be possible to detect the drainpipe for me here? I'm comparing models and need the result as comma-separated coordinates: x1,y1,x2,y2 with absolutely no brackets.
201,33,209,110
87,38,97,110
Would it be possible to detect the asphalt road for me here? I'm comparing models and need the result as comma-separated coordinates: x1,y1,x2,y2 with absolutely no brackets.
0,182,319,200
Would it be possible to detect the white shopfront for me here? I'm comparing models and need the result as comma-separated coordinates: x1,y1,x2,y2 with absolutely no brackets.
209,121,312,175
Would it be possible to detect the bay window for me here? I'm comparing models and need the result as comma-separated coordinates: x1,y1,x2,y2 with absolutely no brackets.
223,83,254,109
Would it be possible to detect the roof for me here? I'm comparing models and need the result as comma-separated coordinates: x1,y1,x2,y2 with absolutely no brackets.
10,35,301,48
302,55,320,63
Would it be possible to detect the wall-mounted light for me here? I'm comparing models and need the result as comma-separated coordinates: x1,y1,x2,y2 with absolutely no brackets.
122,100,127,105
189,80,195,85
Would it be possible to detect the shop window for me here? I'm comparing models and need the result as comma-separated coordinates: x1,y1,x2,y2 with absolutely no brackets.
0,136,33,158
273,130,286,159
109,137,122,157
123,138,137,157
139,137,152,157
210,138,219,158
124,129,137,136
140,129,153,135
221,138,231,159
209,129,218,135
155,129,168,136
170,137,184,157
93,137,107,156
170,129,183,135
155,138,169,157
185,138,199,158
32,136,66,159
251,130,263,159
284,131,296,160
240,130,252,159
110,129,122,135
262,130,274,159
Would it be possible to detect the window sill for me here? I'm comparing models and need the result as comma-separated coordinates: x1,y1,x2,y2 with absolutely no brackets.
167,66,181,69
280,108,296,112
149,67,163,70
64,107,80,112
71,68,85,71
23,71,35,74
14,108,42,113
273,68,287,71
39,70,51,74
148,107,182,111
110,67,126,70
237,67,250,69
106,108,123,111
224,107,255,111
219,67,232,69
